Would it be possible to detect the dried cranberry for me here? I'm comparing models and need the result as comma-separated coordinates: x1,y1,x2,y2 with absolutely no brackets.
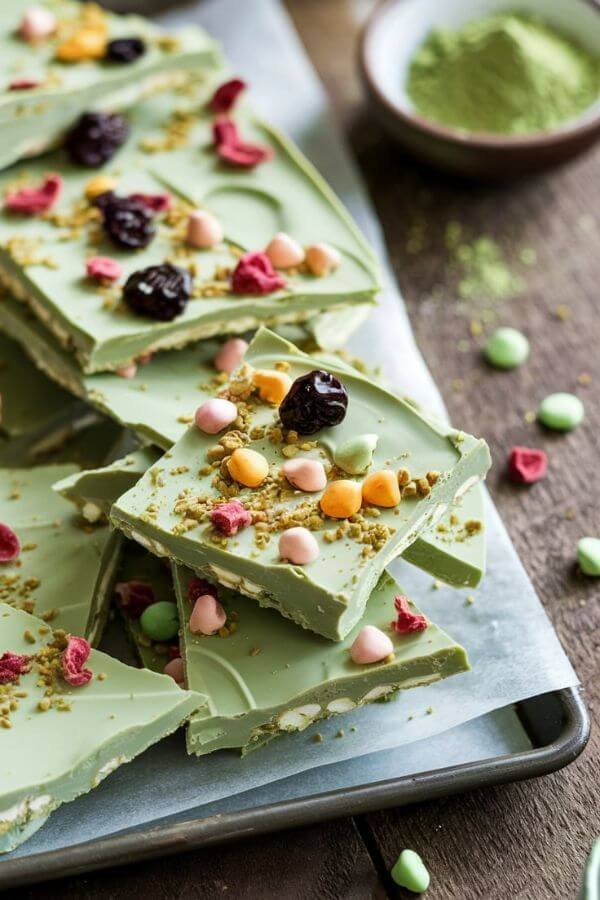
98,194,155,250
279,370,348,435
210,78,246,113
105,37,146,63
115,581,155,619
188,578,219,603
123,263,191,321
61,636,93,687
66,112,129,167
0,523,20,562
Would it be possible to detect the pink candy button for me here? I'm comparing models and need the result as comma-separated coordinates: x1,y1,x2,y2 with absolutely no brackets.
350,625,394,665
265,232,305,269
20,6,56,42
186,210,223,249
189,594,227,636
214,337,248,374
115,362,138,379
194,398,238,434
164,656,185,684
279,527,319,565
282,458,327,493
306,242,342,277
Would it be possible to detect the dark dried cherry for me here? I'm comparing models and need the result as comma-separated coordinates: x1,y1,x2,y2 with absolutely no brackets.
279,370,348,435
123,263,191,321
97,193,155,250
65,112,129,167
105,37,146,63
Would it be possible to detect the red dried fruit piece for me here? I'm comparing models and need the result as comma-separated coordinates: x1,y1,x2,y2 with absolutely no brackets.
231,251,286,295
211,78,246,113
391,596,428,635
129,192,170,212
0,523,20,563
0,652,30,684
212,117,273,169
115,581,156,619
508,446,548,484
9,78,40,90
210,499,252,536
86,255,122,282
5,173,62,215
61,635,93,687
188,577,219,604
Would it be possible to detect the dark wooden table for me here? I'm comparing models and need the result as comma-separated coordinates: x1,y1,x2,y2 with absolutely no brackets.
17,2,599,897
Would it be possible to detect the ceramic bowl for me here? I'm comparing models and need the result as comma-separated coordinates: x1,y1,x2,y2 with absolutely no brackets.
359,0,600,178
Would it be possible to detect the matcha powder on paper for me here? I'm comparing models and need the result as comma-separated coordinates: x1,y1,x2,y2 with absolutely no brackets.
408,13,600,135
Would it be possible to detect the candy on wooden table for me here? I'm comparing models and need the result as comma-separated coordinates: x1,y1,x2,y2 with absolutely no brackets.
538,393,584,431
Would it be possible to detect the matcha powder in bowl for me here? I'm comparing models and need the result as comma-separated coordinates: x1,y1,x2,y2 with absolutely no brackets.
407,13,600,135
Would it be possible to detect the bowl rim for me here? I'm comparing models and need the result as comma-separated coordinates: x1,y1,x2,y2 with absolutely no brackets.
359,0,600,150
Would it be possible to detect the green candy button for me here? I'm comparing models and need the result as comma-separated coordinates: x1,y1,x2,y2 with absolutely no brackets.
578,538,600,576
538,392,584,431
484,327,530,369
391,849,430,893
140,601,179,641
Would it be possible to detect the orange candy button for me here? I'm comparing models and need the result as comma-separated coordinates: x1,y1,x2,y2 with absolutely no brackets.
253,369,292,406
227,448,269,488
362,470,401,508
320,480,362,519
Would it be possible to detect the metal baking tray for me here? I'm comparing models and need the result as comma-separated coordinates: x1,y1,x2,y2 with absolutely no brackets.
0,686,589,890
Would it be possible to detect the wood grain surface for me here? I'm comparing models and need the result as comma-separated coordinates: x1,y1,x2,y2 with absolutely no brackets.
14,2,598,897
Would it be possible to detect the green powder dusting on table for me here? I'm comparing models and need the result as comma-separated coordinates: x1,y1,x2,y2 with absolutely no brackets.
445,222,522,301
408,13,600,134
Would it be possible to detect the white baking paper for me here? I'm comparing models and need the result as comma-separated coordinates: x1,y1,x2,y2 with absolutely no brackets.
8,0,578,860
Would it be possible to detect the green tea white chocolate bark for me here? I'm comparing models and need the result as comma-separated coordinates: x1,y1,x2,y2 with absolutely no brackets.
0,75,379,373
0,465,122,642
174,566,468,756
0,811,49,855
0,1,220,170
0,292,372,449
56,443,485,588
112,329,491,640
0,603,205,852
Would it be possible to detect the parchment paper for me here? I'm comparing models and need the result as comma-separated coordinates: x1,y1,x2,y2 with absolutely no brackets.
10,0,578,859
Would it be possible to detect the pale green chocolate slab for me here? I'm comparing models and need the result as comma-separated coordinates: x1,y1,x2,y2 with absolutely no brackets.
112,329,491,640
173,566,468,756
0,75,379,373
0,1,221,170
55,447,160,521
0,603,205,853
0,812,49,855
0,465,122,643
0,330,75,439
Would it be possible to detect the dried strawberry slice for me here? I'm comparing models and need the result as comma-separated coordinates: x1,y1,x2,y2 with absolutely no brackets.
391,596,428,634
231,251,286,295
508,446,547,484
210,500,252,536
0,524,20,563
61,636,93,687
0,652,30,684
5,174,62,215
212,117,273,169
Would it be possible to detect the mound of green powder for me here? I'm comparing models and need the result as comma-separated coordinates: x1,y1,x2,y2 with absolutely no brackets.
408,13,600,135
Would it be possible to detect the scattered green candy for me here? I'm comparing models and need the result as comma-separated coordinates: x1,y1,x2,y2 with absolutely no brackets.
334,434,378,475
140,601,179,641
391,849,430,893
484,327,529,369
577,538,600,576
538,392,584,431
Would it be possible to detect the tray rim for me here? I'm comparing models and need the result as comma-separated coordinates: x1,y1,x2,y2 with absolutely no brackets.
0,685,589,890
